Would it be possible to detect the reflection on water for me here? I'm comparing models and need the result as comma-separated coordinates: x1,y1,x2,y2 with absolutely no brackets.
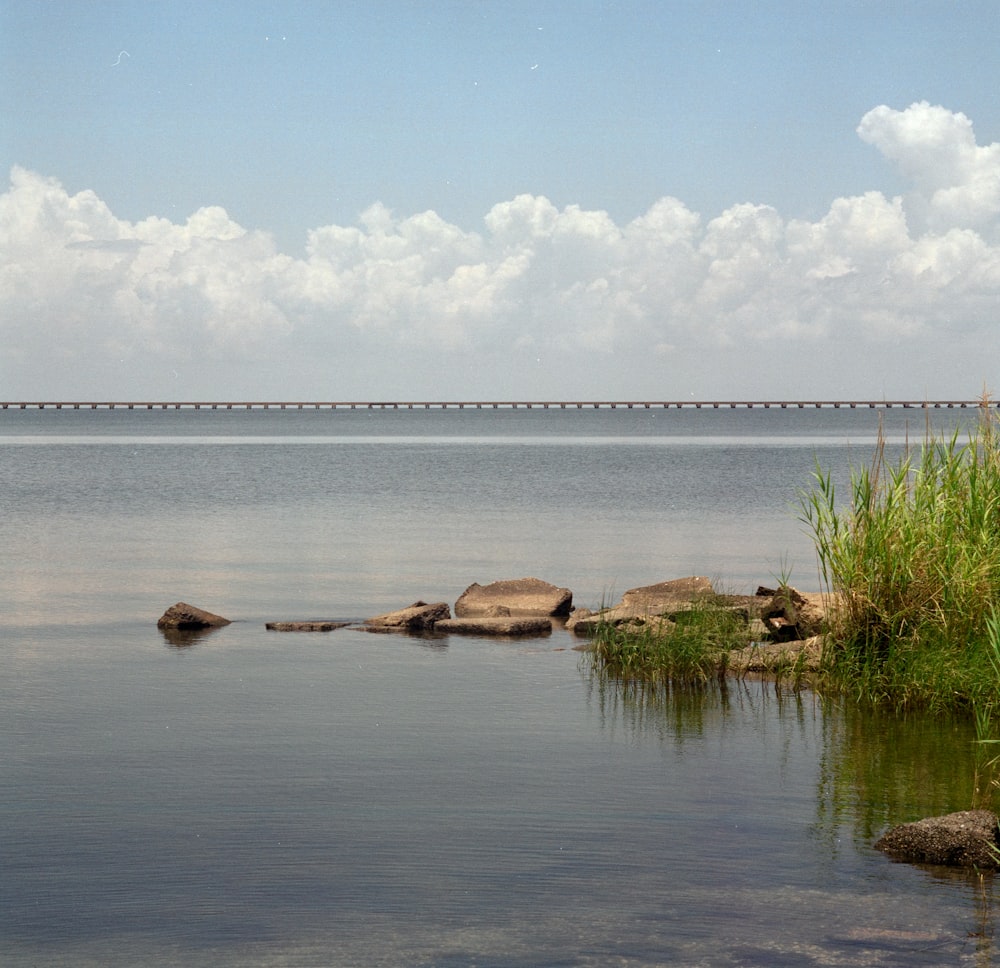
816,698,1000,846
585,668,1000,965
586,671,822,746
588,669,1000,831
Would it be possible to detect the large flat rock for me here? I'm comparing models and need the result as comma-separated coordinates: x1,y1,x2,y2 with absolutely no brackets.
454,577,572,617
435,617,553,637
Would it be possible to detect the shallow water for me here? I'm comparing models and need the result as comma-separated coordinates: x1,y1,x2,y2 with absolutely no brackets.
3,407,997,966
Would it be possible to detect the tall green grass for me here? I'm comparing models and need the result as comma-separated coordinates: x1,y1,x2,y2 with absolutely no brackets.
799,398,1000,712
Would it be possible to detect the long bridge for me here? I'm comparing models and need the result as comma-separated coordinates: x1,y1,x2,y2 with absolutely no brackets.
0,400,995,410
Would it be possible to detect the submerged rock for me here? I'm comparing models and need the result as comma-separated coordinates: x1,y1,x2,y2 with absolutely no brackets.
874,810,1000,869
157,602,231,630
265,621,350,632
455,577,572,617
364,600,450,632
435,617,552,637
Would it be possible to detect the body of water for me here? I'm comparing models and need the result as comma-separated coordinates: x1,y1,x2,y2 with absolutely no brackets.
3,406,998,966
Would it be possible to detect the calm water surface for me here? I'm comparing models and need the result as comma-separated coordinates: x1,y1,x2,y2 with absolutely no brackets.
3,407,998,966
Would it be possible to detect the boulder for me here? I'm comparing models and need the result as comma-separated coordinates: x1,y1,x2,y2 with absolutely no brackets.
567,577,716,635
265,621,350,632
874,810,1000,869
364,600,450,632
157,602,231,630
455,577,572,617
435,617,552,637
760,586,830,642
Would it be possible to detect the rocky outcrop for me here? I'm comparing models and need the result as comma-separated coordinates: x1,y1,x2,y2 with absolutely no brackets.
455,577,572,617
265,621,350,632
435,617,553,636
874,810,1000,869
364,601,450,632
567,577,716,635
157,602,231,630
759,586,831,642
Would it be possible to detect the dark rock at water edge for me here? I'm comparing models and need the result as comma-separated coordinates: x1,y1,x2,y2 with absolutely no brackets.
874,810,1000,869
455,577,572,617
157,602,231,630
759,586,829,642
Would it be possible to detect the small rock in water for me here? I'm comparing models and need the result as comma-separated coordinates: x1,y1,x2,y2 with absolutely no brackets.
157,602,231,630
874,810,1000,869
364,601,451,631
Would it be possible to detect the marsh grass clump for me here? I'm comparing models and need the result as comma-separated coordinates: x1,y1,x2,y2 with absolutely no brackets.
590,604,756,684
800,396,1000,712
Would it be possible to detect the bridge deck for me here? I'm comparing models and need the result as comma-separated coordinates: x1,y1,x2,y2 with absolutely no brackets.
0,400,993,411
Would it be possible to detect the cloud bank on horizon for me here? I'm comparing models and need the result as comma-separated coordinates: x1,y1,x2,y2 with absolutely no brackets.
4,100,1000,401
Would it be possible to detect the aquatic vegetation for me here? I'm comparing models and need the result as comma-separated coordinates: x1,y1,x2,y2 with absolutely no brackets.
587,602,756,684
800,394,1000,712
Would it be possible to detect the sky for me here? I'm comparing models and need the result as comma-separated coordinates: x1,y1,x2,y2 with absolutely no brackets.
3,0,1000,401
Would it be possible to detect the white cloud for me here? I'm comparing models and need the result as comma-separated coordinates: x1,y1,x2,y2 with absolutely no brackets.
3,101,1000,398
858,101,1000,232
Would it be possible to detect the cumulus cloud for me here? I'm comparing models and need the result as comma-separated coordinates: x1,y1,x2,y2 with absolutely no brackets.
3,101,1000,398
858,101,1000,232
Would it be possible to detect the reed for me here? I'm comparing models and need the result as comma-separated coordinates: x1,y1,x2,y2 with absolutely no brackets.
588,604,755,684
799,394,1000,711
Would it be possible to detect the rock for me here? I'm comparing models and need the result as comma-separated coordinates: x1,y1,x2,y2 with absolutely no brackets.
729,634,824,674
455,577,573,617
157,602,231,630
567,577,716,635
435,617,552,637
564,607,594,632
364,600,450,632
874,810,1000,869
618,576,715,609
760,585,832,642
265,621,350,632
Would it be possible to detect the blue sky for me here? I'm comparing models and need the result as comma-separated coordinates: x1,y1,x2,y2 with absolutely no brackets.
3,1,1000,400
